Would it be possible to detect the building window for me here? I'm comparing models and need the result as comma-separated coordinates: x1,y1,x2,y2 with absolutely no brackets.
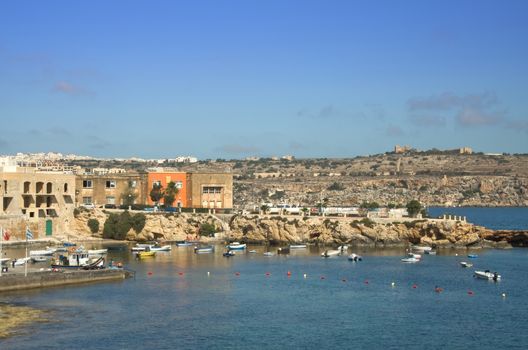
153,181,161,188
64,183,68,193
83,180,92,188
83,197,93,204
175,181,183,189
203,186,222,194
130,181,137,188
106,180,116,188
106,196,115,205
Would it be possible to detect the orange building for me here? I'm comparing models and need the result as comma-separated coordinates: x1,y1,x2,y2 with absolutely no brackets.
146,171,188,207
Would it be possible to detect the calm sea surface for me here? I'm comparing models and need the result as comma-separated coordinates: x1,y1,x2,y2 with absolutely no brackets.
2,208,528,349
428,206,528,230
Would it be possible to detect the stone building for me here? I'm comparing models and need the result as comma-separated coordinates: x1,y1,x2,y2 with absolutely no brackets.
187,172,233,209
0,167,76,238
75,172,148,207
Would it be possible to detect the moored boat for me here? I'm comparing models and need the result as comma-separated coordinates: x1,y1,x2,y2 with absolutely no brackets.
176,241,193,247
474,270,500,281
289,244,307,249
0,258,10,266
88,249,108,256
137,251,156,258
31,255,51,262
321,249,341,258
348,253,362,261
29,249,55,257
412,245,432,252
407,252,421,259
150,245,171,252
263,252,274,256
223,250,235,257
468,254,479,258
194,246,214,254
401,257,420,263
227,242,246,250
14,257,32,266
52,251,103,269
460,261,473,268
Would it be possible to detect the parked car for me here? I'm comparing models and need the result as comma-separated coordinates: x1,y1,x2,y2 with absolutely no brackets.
81,203,96,210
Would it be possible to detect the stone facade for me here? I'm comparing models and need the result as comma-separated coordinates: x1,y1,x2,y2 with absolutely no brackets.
188,172,233,209
75,173,148,207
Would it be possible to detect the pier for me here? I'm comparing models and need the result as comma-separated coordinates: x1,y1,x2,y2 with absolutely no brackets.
0,268,132,293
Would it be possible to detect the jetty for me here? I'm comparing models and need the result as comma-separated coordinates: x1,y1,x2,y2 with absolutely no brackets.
0,268,133,293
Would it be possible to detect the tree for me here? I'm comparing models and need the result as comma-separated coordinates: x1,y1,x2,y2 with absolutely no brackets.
131,213,146,233
121,181,138,206
260,204,270,214
406,200,422,218
163,181,179,208
150,183,164,206
199,223,216,237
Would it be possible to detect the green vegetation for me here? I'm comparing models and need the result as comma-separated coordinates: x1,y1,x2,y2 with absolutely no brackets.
87,218,99,234
149,183,164,206
199,223,216,237
121,181,139,206
163,181,179,208
406,200,422,218
360,202,380,210
103,211,146,240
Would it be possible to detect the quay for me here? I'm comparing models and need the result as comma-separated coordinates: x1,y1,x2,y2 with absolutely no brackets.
0,268,133,293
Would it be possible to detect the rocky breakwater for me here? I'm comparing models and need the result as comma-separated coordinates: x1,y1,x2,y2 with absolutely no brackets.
228,215,523,248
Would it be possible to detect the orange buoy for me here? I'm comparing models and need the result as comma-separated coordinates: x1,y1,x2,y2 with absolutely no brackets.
147,272,153,276
178,272,184,276
287,271,292,277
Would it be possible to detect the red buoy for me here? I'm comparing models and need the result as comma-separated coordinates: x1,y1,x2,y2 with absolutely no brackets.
412,284,418,289
235,272,240,276
265,272,271,276
364,280,369,285
287,271,292,277
320,276,325,280
147,272,153,276
435,287,443,293
468,290,474,295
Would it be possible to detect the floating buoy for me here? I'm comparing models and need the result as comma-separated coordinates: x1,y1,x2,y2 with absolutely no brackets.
178,272,184,276
303,273,307,279
235,272,240,276
501,293,506,298
455,253,458,256
265,272,271,276
435,287,443,293
147,272,153,276
364,280,369,285
341,279,347,282
207,271,210,276
391,282,395,287
412,284,418,289
320,276,325,280
468,290,474,295
287,271,291,277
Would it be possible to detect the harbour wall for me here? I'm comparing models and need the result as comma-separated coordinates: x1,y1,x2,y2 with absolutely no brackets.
0,269,130,293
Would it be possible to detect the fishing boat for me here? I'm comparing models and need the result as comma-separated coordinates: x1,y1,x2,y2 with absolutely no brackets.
289,244,307,249
176,241,193,247
52,251,104,269
401,257,420,263
460,261,473,268
223,250,235,257
474,270,501,281
194,246,214,254
150,245,171,252
31,255,51,262
226,242,246,250
348,253,362,261
468,254,479,258
321,249,341,258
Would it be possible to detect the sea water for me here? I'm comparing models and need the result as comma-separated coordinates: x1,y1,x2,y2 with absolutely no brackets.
428,206,528,230
2,208,528,349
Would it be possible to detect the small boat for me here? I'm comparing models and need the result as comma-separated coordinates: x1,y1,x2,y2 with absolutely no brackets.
401,257,420,263
460,261,473,268
150,245,171,252
248,250,257,253
14,257,32,266
338,245,349,253
468,254,478,258
0,258,10,266
31,255,51,262
223,250,235,257
407,252,421,259
194,246,214,254
176,241,193,247
289,244,307,249
227,242,246,250
321,249,341,258
277,247,290,255
412,245,432,252
88,249,108,256
52,251,103,269
131,244,152,252
474,270,501,281
137,251,156,258
263,252,274,256
63,242,76,247
348,253,362,261
29,249,55,257
48,246,68,253
424,250,437,255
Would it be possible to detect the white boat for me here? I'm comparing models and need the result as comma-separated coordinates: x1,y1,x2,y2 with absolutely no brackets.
176,242,193,247
52,251,104,269
131,244,152,252
1,258,11,266
474,270,501,281
412,245,432,252
263,252,274,256
460,261,473,268
289,244,307,249
31,255,51,262
226,242,246,250
407,252,421,259
338,245,349,253
88,249,108,256
401,257,420,263
194,246,214,254
348,253,362,261
14,257,32,266
150,245,171,252
424,250,437,255
248,250,257,253
321,249,341,258
29,249,55,257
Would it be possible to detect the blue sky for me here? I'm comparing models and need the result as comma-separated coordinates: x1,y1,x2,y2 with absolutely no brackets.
1,0,527,159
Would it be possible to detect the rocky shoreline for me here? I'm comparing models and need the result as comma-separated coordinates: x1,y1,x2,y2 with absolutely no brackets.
73,210,528,248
